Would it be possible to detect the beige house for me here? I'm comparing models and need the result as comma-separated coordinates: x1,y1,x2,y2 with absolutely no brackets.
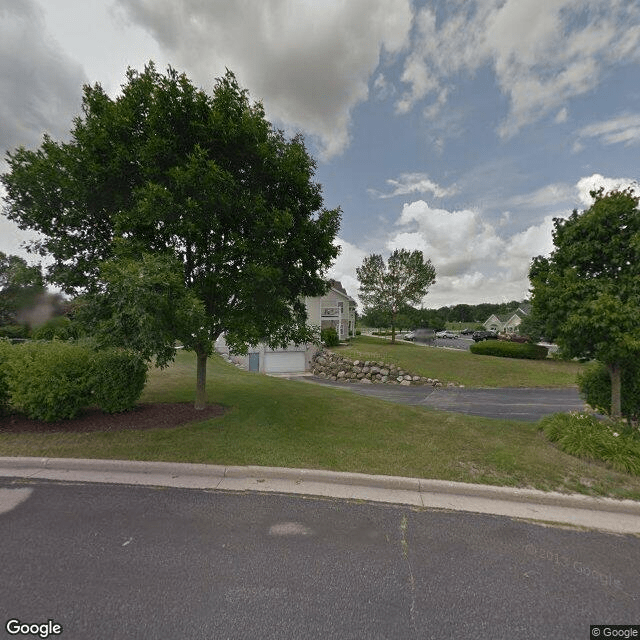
483,304,531,334
313,279,357,341
215,280,356,374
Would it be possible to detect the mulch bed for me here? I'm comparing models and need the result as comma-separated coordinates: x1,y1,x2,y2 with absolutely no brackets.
0,403,227,434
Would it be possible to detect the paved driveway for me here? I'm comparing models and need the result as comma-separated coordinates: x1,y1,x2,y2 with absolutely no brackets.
288,376,585,422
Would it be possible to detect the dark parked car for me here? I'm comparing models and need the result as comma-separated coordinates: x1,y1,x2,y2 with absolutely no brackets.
472,330,498,342
460,328,475,335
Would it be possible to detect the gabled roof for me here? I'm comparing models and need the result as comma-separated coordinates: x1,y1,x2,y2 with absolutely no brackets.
328,279,356,303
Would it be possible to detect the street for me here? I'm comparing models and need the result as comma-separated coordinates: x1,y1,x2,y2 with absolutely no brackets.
1,479,638,639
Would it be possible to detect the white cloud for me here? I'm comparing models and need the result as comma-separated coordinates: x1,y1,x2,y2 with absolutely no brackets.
575,173,638,207
506,183,575,209
116,0,413,159
576,113,640,148
331,173,636,307
0,0,87,156
326,237,367,305
397,0,640,140
389,200,505,280
369,173,458,199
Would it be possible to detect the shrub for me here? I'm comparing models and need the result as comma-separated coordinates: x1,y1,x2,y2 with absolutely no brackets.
90,349,147,413
540,412,640,475
470,340,548,360
4,341,94,421
321,327,340,347
578,361,640,424
0,324,29,340
0,340,12,416
2,342,148,420
31,316,78,341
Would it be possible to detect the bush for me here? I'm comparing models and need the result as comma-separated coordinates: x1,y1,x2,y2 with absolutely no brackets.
0,340,12,416
4,341,94,421
31,316,78,341
0,324,29,340
578,361,640,424
2,342,147,420
90,349,147,413
321,327,340,347
540,412,640,475
470,340,548,360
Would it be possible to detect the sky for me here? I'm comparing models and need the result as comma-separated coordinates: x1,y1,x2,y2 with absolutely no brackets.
1,0,639,308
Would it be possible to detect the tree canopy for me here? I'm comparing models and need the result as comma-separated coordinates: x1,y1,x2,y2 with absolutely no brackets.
356,249,436,343
529,187,640,417
1,63,341,407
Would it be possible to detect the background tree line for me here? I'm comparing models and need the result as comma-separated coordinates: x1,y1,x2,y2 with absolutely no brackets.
360,299,531,331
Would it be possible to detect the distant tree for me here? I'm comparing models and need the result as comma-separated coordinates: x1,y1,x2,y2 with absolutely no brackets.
1,63,341,408
529,187,640,418
0,252,44,328
449,303,474,323
356,249,436,344
361,306,391,331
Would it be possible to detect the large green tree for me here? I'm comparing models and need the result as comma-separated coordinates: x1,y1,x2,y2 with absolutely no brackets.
529,187,640,418
1,63,341,408
356,249,436,343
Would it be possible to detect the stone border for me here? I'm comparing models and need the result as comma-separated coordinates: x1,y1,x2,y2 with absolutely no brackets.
311,350,459,387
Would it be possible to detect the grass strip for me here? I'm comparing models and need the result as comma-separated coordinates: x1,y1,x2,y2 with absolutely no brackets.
334,335,583,388
0,350,638,500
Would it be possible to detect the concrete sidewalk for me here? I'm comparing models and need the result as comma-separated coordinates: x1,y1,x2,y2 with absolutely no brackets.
1,457,639,534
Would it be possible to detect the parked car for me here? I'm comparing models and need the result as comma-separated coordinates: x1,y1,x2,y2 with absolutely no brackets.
436,330,457,339
472,330,498,342
460,328,475,335
403,331,415,341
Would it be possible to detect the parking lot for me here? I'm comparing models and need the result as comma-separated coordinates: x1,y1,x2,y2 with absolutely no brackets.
396,332,473,351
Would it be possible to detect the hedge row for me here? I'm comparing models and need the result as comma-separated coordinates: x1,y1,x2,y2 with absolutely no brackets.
469,340,549,360
0,340,147,421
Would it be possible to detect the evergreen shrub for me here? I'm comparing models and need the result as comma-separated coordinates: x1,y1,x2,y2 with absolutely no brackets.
0,340,12,416
321,327,340,347
5,341,94,421
90,349,147,413
470,340,548,360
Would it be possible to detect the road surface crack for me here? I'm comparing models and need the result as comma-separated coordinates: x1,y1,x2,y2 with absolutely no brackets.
400,514,419,638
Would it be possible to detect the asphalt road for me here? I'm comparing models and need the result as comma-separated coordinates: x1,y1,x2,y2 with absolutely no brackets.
289,376,585,422
1,479,638,639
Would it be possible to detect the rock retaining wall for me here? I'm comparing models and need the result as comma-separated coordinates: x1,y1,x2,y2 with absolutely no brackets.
311,351,455,387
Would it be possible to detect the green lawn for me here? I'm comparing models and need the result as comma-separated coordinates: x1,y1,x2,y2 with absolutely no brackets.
336,335,583,388
1,349,638,500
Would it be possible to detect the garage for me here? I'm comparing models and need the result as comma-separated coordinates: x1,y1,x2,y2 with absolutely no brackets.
263,349,306,373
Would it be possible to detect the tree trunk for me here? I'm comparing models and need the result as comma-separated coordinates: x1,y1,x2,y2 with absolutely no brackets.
195,348,208,410
608,362,622,419
391,310,396,344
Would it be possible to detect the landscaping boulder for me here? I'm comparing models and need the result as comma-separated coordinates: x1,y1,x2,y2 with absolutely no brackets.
310,350,457,387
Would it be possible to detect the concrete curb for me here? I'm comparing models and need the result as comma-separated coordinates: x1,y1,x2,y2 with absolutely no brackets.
1,457,640,533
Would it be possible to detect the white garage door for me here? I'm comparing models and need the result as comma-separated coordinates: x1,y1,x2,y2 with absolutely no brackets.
263,351,306,373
